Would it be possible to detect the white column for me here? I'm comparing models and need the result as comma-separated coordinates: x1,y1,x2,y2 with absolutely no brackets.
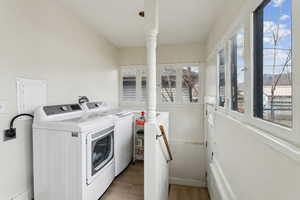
144,30,158,200
144,0,159,200
146,31,158,123
144,0,159,122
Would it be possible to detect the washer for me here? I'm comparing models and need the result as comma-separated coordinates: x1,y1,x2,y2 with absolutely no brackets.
82,102,134,177
33,104,115,200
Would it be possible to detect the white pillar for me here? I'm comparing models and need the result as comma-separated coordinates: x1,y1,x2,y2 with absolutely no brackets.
146,31,158,123
144,0,159,200
144,0,159,122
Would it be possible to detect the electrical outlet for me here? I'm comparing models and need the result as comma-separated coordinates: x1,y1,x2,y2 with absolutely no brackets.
0,101,7,114
4,128,16,141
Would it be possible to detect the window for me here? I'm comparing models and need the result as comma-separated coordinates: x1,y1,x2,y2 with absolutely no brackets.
254,0,293,127
182,66,200,103
120,64,201,104
141,70,147,101
121,69,137,101
231,28,245,113
218,49,226,107
161,67,177,103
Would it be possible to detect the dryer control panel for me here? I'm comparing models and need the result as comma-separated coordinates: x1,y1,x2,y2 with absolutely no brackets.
86,102,103,110
43,104,82,116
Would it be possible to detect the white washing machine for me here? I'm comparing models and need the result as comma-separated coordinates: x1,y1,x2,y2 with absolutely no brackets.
33,104,115,200
82,102,134,176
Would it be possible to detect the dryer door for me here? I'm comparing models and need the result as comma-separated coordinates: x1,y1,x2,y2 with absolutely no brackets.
86,126,114,185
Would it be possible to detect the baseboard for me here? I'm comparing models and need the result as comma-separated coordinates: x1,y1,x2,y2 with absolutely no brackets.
208,160,236,200
169,177,206,188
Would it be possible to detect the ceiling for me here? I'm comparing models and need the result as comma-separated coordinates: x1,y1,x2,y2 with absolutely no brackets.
57,0,226,47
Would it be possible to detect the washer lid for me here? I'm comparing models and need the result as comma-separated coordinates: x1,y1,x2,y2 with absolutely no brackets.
33,104,114,132
34,114,113,132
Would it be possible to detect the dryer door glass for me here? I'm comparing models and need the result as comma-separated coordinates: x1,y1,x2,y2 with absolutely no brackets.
91,132,113,176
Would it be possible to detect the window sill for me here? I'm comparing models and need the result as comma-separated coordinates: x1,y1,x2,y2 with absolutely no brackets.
245,121,300,164
215,111,300,164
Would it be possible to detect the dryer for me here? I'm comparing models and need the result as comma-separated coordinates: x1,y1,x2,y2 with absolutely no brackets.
82,102,134,176
106,108,134,176
33,104,115,200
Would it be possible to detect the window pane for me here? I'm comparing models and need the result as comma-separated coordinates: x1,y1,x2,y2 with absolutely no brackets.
218,49,226,107
254,0,292,127
141,70,147,101
231,28,245,113
121,70,136,101
182,66,200,103
161,68,176,103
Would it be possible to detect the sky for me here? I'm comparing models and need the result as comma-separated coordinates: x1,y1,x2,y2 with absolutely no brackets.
235,0,292,88
263,0,292,74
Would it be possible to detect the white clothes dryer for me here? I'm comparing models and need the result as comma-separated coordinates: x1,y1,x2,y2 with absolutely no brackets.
106,109,134,176
82,102,134,177
33,104,115,200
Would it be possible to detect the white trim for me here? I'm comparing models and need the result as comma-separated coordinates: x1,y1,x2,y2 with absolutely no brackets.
208,0,300,147
209,159,237,200
215,111,300,163
169,177,205,188
292,0,300,143
227,26,247,116
169,140,205,146
216,48,227,112
204,96,217,105
247,0,299,145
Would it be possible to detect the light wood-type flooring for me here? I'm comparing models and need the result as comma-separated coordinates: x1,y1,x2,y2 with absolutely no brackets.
169,184,210,200
101,161,210,200
100,161,144,200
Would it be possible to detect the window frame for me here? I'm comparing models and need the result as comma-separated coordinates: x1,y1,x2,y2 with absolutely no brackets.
212,0,300,152
247,0,299,144
229,27,246,114
252,0,293,128
159,65,179,104
216,47,227,111
120,63,204,106
253,0,268,120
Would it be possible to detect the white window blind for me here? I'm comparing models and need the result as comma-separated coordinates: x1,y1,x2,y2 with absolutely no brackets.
120,64,201,104
141,70,147,102
121,69,137,101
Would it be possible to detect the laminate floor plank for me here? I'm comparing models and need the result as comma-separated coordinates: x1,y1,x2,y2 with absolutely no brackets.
101,161,144,200
101,162,210,200
169,184,210,200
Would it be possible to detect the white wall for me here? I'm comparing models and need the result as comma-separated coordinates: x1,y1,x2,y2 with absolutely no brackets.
120,43,207,187
0,0,119,199
119,43,205,65
205,0,300,199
